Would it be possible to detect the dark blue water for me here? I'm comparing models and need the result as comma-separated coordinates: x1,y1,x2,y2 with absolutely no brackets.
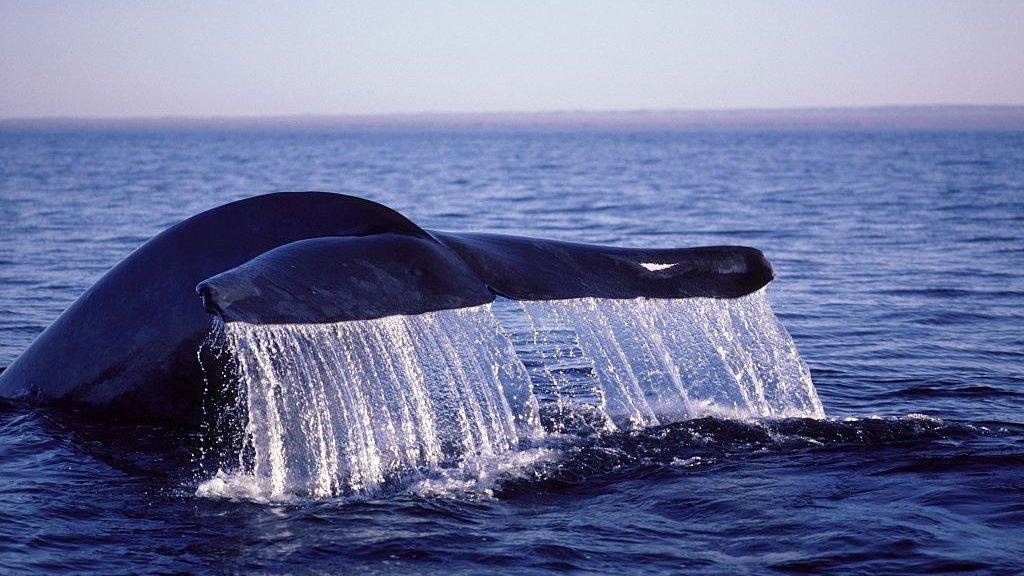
1,128,1022,574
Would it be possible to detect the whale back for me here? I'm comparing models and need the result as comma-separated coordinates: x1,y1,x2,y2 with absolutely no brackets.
0,193,428,423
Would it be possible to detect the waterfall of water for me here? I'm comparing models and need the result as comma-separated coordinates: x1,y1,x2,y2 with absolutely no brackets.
518,291,824,430
201,305,540,500
197,290,823,501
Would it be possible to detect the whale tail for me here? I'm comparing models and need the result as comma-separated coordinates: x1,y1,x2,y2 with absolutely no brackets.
197,229,774,325
432,231,774,301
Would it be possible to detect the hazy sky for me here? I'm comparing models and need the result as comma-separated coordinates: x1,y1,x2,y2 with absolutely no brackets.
2,1,1022,118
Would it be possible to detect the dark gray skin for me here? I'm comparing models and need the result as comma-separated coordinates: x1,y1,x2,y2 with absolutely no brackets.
197,234,497,325
0,192,774,425
0,193,428,423
431,231,774,301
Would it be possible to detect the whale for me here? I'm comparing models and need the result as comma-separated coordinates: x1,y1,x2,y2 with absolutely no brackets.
0,192,774,425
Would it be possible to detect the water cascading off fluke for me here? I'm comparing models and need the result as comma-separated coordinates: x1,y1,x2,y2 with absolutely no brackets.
198,290,822,501
517,291,823,429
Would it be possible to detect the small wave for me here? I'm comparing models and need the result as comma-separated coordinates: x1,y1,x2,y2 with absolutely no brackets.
881,383,1024,399
877,287,1024,299
872,452,1024,475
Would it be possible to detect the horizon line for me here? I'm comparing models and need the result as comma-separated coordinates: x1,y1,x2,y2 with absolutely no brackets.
3,104,1024,130
4,103,1024,121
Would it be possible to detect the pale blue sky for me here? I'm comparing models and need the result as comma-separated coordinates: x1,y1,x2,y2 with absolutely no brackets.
1,1,1022,118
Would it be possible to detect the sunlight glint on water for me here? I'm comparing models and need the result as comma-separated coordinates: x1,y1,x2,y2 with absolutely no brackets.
198,291,822,501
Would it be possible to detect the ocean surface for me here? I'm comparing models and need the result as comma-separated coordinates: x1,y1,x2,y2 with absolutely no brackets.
0,127,1022,574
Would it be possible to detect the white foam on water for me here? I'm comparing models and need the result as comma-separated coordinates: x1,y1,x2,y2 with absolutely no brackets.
196,290,823,502
406,447,558,500
195,468,287,504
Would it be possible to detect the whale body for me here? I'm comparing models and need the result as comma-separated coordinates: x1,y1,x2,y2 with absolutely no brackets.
0,192,773,424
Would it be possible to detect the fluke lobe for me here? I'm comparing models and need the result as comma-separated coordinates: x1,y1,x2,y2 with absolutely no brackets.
0,192,773,424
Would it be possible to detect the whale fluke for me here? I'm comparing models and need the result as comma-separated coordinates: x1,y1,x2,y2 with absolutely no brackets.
197,231,773,326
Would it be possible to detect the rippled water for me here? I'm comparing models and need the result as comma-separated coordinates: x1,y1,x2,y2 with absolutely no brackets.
1,128,1022,574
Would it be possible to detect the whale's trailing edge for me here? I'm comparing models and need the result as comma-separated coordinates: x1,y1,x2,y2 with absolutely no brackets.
0,192,775,423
